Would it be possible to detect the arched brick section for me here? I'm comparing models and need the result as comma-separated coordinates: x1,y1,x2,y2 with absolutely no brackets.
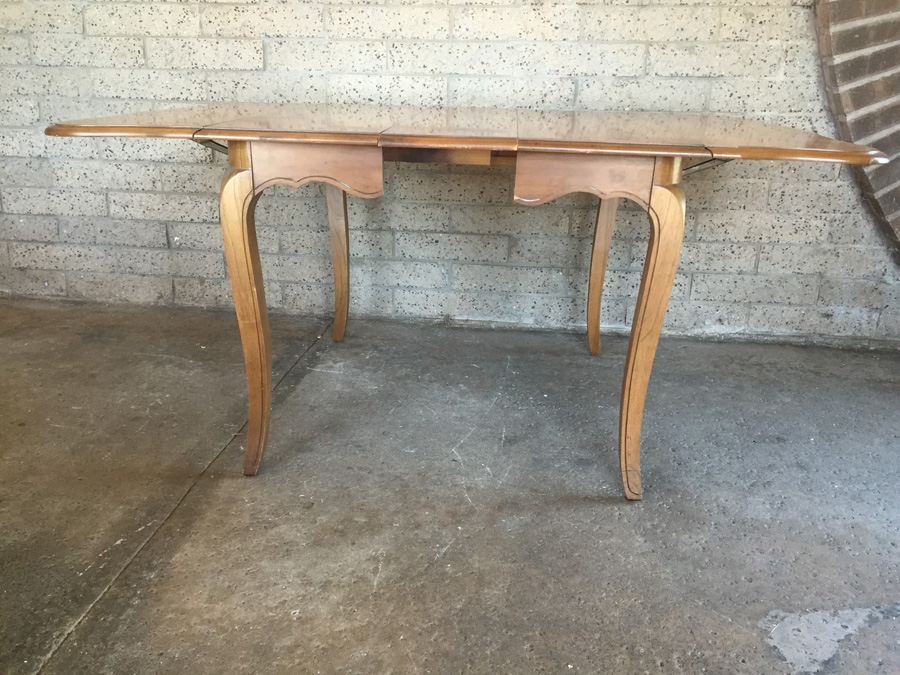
816,0,900,250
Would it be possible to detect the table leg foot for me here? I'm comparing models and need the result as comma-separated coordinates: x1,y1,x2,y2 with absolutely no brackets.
325,185,350,343
587,197,618,356
619,184,685,500
220,166,272,476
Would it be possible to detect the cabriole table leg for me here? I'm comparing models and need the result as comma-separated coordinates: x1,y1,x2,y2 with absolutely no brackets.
587,197,619,356
325,185,350,342
619,165,685,500
219,142,273,476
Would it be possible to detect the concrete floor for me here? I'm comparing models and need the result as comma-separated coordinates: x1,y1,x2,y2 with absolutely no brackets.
0,299,897,674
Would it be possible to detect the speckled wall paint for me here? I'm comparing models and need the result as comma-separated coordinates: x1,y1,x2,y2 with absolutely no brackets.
0,0,898,343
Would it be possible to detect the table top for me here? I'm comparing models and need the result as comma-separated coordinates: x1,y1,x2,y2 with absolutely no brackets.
45,103,888,165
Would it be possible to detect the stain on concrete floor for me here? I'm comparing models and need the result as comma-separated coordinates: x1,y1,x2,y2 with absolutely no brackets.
1,299,898,673
761,604,899,674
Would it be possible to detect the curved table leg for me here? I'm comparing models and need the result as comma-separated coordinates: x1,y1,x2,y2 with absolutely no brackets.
586,197,618,355
619,184,685,500
220,166,272,476
325,185,350,342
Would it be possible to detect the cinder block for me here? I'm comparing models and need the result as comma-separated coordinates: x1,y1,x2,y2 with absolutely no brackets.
40,97,148,123
330,6,449,40
50,159,161,192
174,276,282,308
758,244,892,278
386,171,510,205
713,159,840,182
396,232,508,263
604,270,690,299
8,242,68,270
0,158,53,188
279,228,330,255
783,39,821,78
451,205,568,236
66,271,172,304
261,253,330,283
146,38,263,70
0,130,45,158
569,207,647,239
282,282,392,316
171,222,277,253
63,245,171,275
349,230,393,258
108,192,217,223
0,98,39,126
329,75,446,106
508,235,590,267
394,288,454,318
748,304,880,337
175,277,228,307
255,195,325,227
579,6,719,42
452,264,578,296
523,43,646,78
691,273,818,305
269,39,387,73
691,211,829,244
158,163,225,194
347,201,450,232
876,308,900,338
688,178,769,211
709,78,824,114
452,6,579,41
0,214,58,242
389,42,519,77
2,188,107,217
818,278,900,308
825,212,885,246
454,291,626,328
206,71,327,103
169,250,226,278
280,282,330,314
59,217,167,249
650,43,783,77
0,35,31,65
674,242,759,273
768,179,863,214
1,267,67,296
85,4,200,37
200,3,323,37
577,78,709,112
94,69,206,101
720,6,811,42
0,67,93,98
32,36,144,67
346,283,394,317
1,2,83,34
449,76,575,110
351,261,448,289
659,300,749,334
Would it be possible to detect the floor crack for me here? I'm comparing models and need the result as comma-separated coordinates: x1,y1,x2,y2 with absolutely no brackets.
35,319,332,674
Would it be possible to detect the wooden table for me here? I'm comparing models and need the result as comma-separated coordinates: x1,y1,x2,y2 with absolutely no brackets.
46,104,886,500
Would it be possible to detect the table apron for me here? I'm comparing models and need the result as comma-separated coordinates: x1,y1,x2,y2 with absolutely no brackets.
513,151,657,207
248,142,384,199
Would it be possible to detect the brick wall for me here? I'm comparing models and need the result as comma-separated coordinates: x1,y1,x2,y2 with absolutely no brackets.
1,0,898,343
817,0,900,250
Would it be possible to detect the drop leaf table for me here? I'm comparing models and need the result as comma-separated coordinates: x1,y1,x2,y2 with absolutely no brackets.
46,104,887,500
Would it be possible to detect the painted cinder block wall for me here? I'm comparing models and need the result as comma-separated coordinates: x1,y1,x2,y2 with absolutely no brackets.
0,0,898,343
